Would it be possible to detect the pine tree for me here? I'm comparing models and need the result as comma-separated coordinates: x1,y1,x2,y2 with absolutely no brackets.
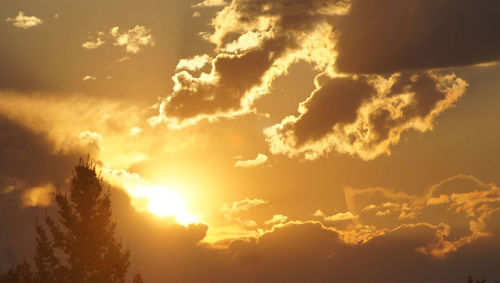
131,272,144,283
0,259,34,283
40,159,130,283
34,220,64,283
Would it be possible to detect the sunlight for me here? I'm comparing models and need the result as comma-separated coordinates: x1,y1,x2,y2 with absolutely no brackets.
101,168,200,226
143,185,199,226
145,186,198,225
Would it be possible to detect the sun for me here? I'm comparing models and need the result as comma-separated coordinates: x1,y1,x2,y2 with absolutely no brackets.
141,185,199,226
100,168,199,226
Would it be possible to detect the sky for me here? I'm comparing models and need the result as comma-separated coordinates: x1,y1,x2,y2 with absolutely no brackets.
1,0,500,282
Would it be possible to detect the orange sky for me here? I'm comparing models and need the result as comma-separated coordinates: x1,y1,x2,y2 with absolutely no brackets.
1,0,500,282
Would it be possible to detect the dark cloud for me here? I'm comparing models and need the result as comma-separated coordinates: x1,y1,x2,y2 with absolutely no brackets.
153,0,484,161
0,115,77,190
104,176,500,282
150,0,348,126
125,221,500,282
265,72,466,160
0,115,78,270
161,37,291,122
289,76,374,146
336,0,500,73
3,174,500,282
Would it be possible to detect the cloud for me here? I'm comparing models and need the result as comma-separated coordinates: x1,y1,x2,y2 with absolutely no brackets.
77,131,104,153
193,0,229,8
264,72,467,160
82,25,155,54
115,56,131,63
148,36,300,128
202,175,500,260
0,91,210,226
314,210,357,222
21,183,54,207
110,25,155,54
149,0,341,128
0,114,78,208
3,162,500,282
264,214,288,225
130,126,143,136
234,154,268,168
82,32,105,49
130,218,500,282
148,0,480,161
176,55,212,72
220,198,268,217
215,198,270,237
335,0,500,73
82,75,96,81
6,12,43,29
342,175,500,258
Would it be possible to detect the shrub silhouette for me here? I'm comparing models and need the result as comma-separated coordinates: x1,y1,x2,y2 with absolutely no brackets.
0,159,143,283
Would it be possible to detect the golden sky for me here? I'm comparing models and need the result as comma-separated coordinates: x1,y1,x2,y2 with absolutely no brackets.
1,0,500,282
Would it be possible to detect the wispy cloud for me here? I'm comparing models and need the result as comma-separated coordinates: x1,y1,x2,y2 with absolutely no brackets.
82,32,106,49
110,25,155,54
176,55,211,72
82,25,155,54
6,11,43,29
314,210,357,222
265,214,288,225
234,154,268,168
82,75,96,81
193,0,229,8
22,183,54,207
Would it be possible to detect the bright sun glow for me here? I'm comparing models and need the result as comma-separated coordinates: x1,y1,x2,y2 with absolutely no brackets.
144,186,199,225
101,169,199,226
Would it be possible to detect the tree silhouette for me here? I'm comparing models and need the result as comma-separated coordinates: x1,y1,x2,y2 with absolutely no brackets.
0,260,34,283
467,276,500,283
0,159,143,283
132,272,145,283
33,221,64,282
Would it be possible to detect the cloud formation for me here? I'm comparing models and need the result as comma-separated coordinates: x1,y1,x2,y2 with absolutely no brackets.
149,0,487,160
6,12,43,29
21,183,54,207
234,154,268,168
82,32,105,49
82,75,96,81
220,198,268,219
265,72,466,160
110,25,155,54
193,0,229,8
82,25,155,54
335,0,500,73
149,0,341,128
314,209,357,222
4,172,500,282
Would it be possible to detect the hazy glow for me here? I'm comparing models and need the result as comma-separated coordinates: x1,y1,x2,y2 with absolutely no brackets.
101,168,199,226
144,185,199,225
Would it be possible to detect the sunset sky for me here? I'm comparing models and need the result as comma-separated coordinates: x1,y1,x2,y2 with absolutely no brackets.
1,0,500,282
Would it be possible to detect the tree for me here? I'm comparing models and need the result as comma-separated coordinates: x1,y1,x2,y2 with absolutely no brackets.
132,272,145,283
40,159,130,283
33,220,65,283
1,158,140,283
0,260,34,283
467,276,500,283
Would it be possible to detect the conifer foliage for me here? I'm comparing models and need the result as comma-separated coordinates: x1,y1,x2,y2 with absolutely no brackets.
0,159,142,283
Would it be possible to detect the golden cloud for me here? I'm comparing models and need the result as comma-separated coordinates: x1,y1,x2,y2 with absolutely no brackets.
234,154,268,168
22,183,54,207
6,11,43,29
